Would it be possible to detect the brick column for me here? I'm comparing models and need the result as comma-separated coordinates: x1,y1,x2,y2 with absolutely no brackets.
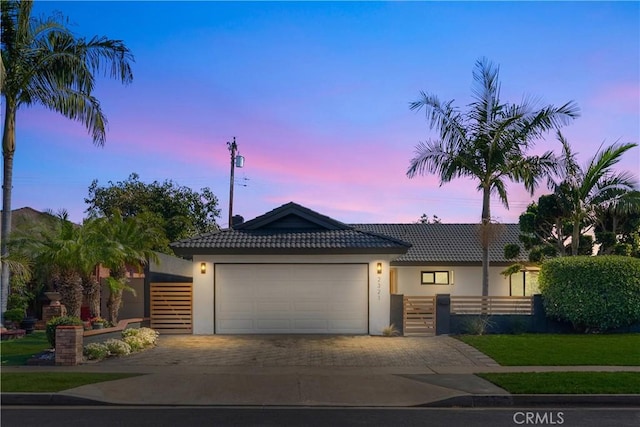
55,326,83,366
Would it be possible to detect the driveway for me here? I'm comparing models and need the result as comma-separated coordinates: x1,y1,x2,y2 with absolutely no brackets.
99,334,498,368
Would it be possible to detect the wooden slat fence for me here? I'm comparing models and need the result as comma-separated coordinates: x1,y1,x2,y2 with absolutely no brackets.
150,282,193,334
450,296,533,315
403,296,436,336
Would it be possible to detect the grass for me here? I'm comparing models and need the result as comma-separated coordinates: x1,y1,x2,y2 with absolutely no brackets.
0,331,51,365
1,372,142,392
478,372,640,394
457,333,640,366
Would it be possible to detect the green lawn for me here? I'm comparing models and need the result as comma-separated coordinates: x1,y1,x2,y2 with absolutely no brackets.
0,332,50,365
457,333,640,366
1,372,142,392
478,372,640,394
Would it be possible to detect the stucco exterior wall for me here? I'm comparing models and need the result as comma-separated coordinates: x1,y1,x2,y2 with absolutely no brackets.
395,265,511,296
190,254,400,335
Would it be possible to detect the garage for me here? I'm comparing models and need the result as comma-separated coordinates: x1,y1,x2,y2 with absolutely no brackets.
215,264,368,334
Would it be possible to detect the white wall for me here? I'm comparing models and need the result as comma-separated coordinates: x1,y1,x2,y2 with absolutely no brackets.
396,265,511,296
189,254,401,335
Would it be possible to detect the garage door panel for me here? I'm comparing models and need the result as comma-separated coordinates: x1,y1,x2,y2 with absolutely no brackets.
216,264,368,334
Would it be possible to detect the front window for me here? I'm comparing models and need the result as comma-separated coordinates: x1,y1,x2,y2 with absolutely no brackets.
510,270,540,296
421,271,451,285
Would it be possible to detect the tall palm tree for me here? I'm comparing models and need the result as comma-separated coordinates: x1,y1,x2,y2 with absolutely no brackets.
551,134,638,255
407,58,579,295
87,213,161,323
0,0,134,315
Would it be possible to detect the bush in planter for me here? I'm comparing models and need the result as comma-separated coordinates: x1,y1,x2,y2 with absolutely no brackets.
539,255,640,332
45,316,84,347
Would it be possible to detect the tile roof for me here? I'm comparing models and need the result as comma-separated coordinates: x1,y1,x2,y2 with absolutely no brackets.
353,223,526,264
170,202,525,263
171,228,411,255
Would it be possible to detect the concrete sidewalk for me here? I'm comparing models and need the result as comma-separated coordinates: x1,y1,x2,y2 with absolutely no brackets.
4,364,640,407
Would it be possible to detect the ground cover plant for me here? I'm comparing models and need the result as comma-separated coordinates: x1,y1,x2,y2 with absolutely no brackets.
478,372,640,394
0,372,141,392
0,331,49,365
84,327,159,361
458,334,640,366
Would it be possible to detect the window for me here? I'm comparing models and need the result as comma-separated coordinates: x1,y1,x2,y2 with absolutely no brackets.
421,271,451,285
510,270,540,296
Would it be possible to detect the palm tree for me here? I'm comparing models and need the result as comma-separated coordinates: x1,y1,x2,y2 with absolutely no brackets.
551,134,638,255
407,58,579,295
0,0,134,315
12,211,98,317
87,213,162,323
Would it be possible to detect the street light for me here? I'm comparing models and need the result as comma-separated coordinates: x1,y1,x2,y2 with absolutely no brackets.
227,137,244,228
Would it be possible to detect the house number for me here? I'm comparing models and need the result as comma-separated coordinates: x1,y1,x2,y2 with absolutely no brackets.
377,277,381,301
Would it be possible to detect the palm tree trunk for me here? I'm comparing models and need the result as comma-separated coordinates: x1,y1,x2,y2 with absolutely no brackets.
480,186,491,297
1,100,17,317
571,221,580,256
107,288,123,324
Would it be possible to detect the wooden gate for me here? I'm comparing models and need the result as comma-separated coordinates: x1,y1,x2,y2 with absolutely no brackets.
403,296,436,336
150,282,192,334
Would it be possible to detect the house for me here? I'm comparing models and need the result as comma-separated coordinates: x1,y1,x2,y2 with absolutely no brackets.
171,202,537,336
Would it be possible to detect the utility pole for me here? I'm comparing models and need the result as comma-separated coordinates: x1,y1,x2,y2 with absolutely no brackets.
227,137,244,228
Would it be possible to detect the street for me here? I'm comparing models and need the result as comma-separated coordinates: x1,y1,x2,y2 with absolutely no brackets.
2,406,639,427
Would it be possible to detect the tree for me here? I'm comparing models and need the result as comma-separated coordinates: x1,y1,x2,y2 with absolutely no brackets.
417,213,441,224
85,173,220,246
516,194,570,261
1,0,134,316
11,211,98,317
86,212,163,323
549,133,638,255
593,190,640,256
407,58,578,295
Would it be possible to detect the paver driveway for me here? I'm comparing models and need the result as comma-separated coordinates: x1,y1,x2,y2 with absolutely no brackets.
102,335,498,368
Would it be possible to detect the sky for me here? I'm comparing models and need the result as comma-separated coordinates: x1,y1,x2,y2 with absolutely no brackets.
9,0,640,227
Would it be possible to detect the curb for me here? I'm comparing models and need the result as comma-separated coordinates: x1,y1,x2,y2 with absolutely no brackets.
2,393,112,406
422,394,640,407
4,392,640,407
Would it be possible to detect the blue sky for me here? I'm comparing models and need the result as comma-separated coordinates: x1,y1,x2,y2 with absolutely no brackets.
11,1,640,227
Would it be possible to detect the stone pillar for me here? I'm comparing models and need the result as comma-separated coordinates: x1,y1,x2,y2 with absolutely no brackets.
435,294,451,335
43,305,67,324
55,326,83,366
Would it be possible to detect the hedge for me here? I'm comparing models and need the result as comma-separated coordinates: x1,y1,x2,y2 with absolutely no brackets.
539,256,640,332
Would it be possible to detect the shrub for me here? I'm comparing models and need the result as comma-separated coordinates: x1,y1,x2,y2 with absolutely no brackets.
539,256,640,332
45,316,84,347
104,339,132,356
122,327,159,349
84,343,110,360
381,324,400,337
3,308,25,324
460,315,495,335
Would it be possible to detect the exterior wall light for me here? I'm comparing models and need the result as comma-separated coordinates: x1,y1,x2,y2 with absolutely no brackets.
200,262,207,274
376,262,382,275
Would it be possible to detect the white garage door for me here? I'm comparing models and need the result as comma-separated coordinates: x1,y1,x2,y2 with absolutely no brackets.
215,264,368,334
